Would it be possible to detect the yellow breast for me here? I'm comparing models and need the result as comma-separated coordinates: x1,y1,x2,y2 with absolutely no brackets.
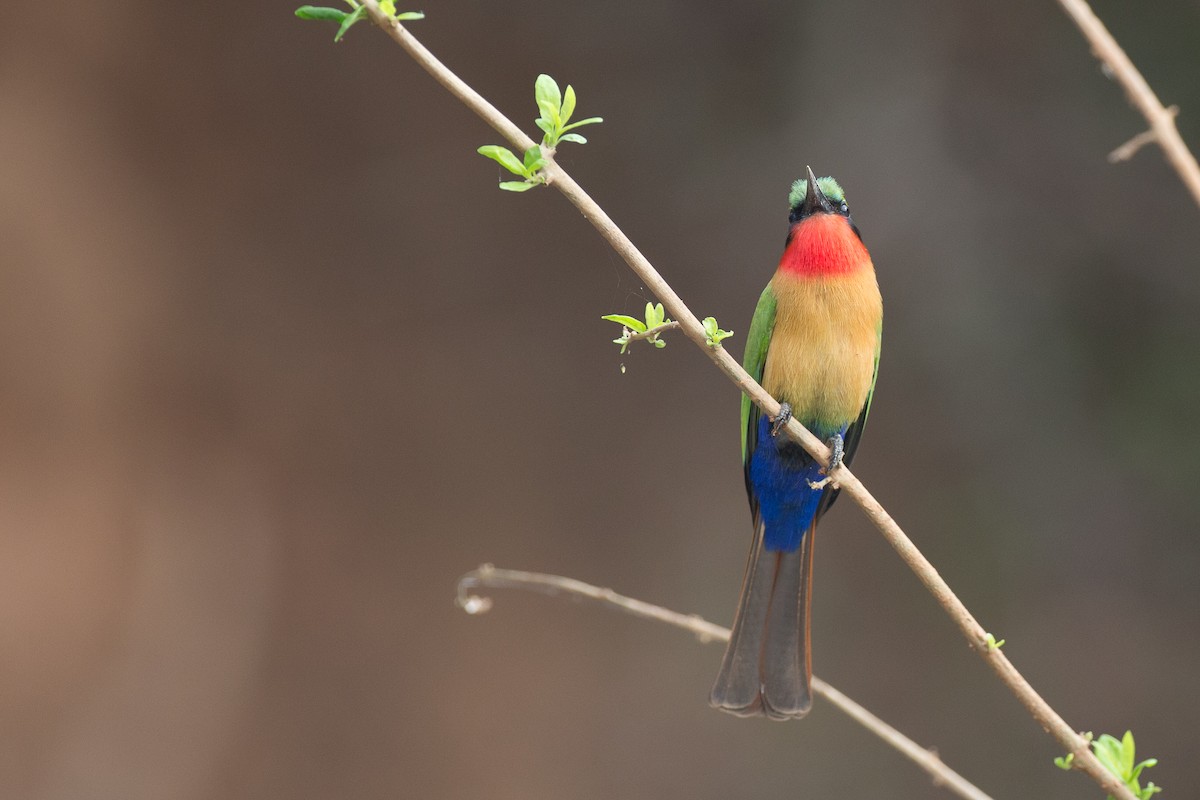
761,266,882,430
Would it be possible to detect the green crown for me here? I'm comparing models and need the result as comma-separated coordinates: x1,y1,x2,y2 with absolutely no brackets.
788,176,846,210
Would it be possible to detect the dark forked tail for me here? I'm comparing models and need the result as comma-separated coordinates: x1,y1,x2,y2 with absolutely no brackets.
710,520,816,720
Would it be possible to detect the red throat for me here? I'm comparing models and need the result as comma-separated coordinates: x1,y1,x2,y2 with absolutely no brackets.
777,213,870,277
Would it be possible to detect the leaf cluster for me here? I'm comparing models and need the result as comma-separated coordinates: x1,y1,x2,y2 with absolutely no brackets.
533,74,603,148
295,1,423,42
702,317,733,348
476,145,546,192
1055,731,1161,800
1092,732,1161,800
602,303,672,354
477,74,602,192
600,306,733,354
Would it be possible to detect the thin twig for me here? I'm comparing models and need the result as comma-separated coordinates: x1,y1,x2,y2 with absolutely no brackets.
1056,0,1200,208
625,320,681,345
1110,106,1179,163
355,6,1136,797
456,565,994,800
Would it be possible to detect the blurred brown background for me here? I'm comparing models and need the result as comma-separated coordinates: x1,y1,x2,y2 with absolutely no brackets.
2,0,1199,797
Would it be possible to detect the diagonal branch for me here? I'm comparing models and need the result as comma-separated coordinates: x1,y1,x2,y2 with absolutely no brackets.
354,5,1137,798
456,564,995,800
1056,0,1200,208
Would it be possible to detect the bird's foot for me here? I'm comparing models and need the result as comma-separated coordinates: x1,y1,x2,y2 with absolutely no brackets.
824,433,845,475
809,434,845,489
770,403,792,437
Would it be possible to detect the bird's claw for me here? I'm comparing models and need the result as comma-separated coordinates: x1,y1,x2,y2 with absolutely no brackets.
823,432,845,475
770,403,792,437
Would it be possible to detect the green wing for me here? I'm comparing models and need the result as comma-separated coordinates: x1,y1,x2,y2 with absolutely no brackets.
741,284,778,466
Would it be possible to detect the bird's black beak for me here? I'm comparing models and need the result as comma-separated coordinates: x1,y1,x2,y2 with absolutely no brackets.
801,165,834,216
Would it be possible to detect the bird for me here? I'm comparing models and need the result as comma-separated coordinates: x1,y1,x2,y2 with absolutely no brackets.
710,167,882,720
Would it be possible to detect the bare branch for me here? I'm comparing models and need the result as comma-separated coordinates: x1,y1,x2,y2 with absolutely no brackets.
457,565,994,800
1057,0,1200,207
354,5,1138,797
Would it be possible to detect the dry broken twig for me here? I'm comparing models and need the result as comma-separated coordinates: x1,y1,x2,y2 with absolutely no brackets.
457,564,994,800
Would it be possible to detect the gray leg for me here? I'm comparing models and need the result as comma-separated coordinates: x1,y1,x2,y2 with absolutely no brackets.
826,432,845,473
770,403,793,437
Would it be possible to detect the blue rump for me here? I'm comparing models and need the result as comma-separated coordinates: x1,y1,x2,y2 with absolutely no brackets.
748,415,846,552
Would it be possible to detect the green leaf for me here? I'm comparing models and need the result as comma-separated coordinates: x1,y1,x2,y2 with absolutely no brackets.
653,339,666,348
396,11,425,20
477,145,526,176
560,85,577,124
558,132,587,145
1130,759,1157,783
295,6,349,23
534,118,554,136
537,102,560,131
702,316,733,347
498,181,537,192
334,5,366,40
535,74,562,117
535,75,562,130
601,314,646,333
1053,753,1074,771
1092,735,1123,775
561,117,603,133
379,0,396,14
522,145,545,173
1121,731,1135,778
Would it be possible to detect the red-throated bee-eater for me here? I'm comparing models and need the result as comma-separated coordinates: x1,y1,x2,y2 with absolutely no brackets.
710,167,882,720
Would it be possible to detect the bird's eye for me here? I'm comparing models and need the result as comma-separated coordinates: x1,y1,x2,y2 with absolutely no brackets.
839,202,848,214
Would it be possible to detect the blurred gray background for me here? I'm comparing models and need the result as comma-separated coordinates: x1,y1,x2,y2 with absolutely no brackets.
2,0,1198,798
